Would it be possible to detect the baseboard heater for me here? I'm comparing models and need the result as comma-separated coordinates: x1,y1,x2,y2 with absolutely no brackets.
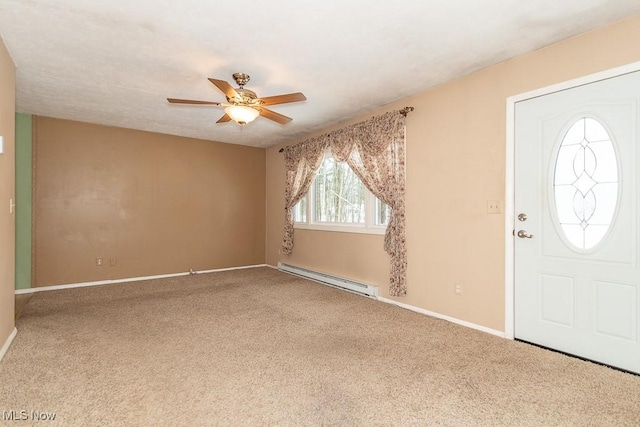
278,262,378,298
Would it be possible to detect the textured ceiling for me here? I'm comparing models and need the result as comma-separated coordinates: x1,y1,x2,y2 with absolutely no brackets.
1,1,639,148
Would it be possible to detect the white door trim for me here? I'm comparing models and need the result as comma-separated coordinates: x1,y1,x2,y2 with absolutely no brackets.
504,60,640,340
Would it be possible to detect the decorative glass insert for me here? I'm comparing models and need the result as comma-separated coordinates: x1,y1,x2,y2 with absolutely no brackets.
553,117,619,250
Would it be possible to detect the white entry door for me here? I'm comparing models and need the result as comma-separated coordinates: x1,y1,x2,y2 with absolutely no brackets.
514,70,640,374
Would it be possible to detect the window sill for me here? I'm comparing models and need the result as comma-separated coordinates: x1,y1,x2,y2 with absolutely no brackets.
294,223,386,236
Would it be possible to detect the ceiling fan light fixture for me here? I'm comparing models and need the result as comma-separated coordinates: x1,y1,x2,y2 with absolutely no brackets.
225,105,259,125
168,73,304,125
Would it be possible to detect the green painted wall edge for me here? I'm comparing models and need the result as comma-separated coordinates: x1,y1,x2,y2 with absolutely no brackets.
15,113,32,290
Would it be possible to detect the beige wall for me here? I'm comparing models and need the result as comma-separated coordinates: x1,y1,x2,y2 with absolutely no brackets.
0,37,15,349
266,14,640,332
34,117,265,286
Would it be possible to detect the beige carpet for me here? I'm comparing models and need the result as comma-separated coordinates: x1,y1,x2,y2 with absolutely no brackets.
0,267,638,426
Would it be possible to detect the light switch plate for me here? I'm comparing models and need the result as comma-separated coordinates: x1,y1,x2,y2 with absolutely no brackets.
0,136,3,154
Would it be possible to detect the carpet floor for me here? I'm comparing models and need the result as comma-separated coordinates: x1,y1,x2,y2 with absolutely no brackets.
0,267,638,426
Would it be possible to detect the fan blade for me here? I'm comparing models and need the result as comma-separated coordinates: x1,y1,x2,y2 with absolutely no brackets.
258,92,307,106
167,98,221,105
216,114,232,123
258,107,292,124
208,78,240,100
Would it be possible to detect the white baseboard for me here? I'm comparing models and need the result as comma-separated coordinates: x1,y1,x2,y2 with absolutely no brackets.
12,265,504,340
377,297,506,338
195,264,268,274
15,264,269,295
0,327,17,362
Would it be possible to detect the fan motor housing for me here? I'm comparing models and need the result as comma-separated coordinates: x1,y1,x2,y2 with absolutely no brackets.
229,88,261,106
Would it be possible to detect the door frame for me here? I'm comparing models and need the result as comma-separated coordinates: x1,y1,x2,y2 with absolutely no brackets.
504,60,640,340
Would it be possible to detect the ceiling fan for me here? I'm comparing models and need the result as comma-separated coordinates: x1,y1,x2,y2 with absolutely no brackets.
167,73,306,125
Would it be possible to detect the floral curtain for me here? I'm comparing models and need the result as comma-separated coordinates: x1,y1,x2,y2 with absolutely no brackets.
281,110,408,296
281,137,327,255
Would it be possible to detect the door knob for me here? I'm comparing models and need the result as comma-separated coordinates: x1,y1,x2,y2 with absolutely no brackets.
517,230,534,239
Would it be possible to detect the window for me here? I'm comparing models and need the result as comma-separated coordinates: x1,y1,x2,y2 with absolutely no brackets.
293,152,390,234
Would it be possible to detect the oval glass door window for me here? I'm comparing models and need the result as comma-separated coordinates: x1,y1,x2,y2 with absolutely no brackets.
553,117,619,250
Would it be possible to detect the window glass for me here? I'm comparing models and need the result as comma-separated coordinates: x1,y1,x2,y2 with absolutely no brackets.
375,197,391,226
293,197,306,222
313,156,365,223
293,153,391,233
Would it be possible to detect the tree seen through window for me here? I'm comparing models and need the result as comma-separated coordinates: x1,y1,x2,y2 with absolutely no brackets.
294,154,389,228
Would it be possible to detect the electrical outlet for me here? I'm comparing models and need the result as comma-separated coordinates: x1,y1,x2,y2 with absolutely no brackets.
96,258,103,266
455,283,462,295
110,257,117,266
487,200,501,214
